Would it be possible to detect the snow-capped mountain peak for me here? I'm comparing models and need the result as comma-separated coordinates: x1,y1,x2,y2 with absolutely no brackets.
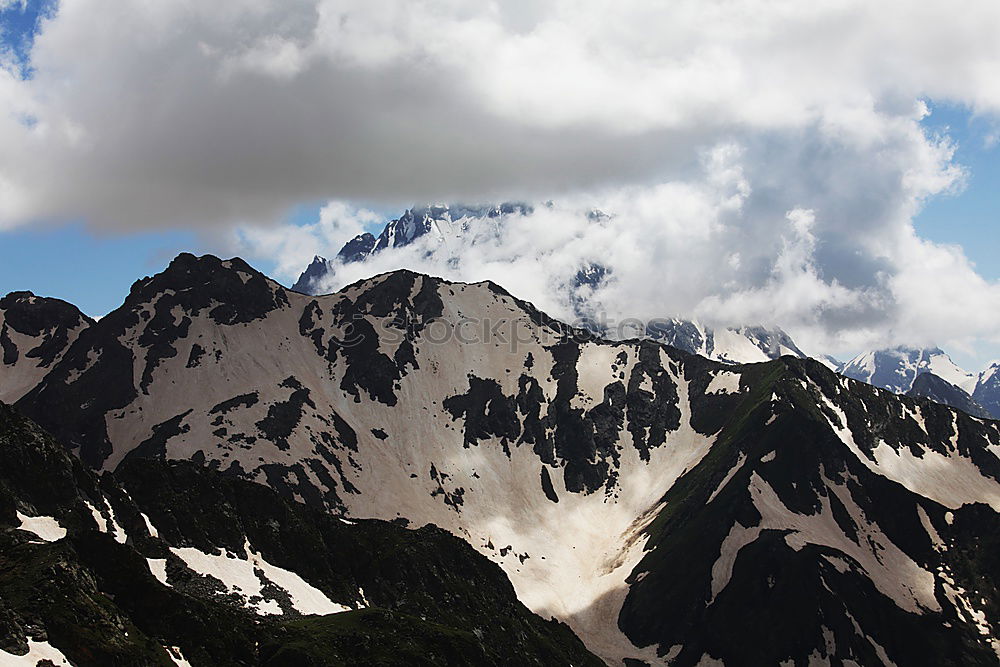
973,360,1000,419
840,346,976,395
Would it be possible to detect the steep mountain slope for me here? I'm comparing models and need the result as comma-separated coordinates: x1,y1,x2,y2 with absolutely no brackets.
907,372,992,419
0,291,92,403
622,359,1000,665
12,253,1000,665
0,401,599,666
840,347,976,395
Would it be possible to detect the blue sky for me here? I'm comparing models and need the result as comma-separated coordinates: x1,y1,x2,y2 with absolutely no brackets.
0,0,53,73
915,104,1000,281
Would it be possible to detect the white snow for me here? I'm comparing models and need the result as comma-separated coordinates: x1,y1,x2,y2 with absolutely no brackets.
753,472,937,613
917,506,945,551
573,345,628,409
331,345,710,665
976,362,1000,392
710,519,760,602
707,453,746,503
147,558,169,585
170,539,352,616
705,371,741,395
710,328,771,364
814,355,841,371
927,353,977,394
841,347,975,394
84,499,127,543
708,465,939,616
15,511,66,542
819,394,1000,511
0,639,74,666
85,500,109,532
938,569,999,658
870,440,1000,512
140,512,159,538
106,501,128,543
165,645,193,667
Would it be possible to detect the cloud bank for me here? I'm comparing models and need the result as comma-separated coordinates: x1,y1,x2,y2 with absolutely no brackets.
4,0,1000,359
3,0,1000,228
235,133,982,360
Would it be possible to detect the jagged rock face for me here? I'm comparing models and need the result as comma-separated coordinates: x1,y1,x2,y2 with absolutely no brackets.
0,402,600,666
337,233,377,263
292,203,534,296
0,291,92,403
370,204,531,255
13,254,1000,665
973,363,1000,420
907,372,992,419
290,254,337,294
841,346,976,395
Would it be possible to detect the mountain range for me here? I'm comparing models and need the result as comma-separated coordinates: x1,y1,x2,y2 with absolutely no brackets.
837,347,1000,420
2,252,1000,665
289,204,1000,420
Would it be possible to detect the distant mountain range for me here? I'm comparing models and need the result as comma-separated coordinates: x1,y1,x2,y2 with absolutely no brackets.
2,252,999,665
838,347,977,395
836,347,1000,420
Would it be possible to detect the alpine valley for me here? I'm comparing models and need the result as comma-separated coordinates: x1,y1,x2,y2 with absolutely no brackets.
2,252,1000,666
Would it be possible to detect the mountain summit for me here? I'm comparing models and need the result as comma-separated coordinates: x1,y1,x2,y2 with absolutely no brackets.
290,203,532,294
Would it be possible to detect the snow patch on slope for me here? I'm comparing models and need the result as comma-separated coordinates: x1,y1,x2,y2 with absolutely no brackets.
85,499,127,543
165,645,194,667
705,371,741,396
147,558,169,586
871,441,1000,512
819,394,1000,511
170,538,352,616
711,472,938,614
14,511,66,542
0,639,74,666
